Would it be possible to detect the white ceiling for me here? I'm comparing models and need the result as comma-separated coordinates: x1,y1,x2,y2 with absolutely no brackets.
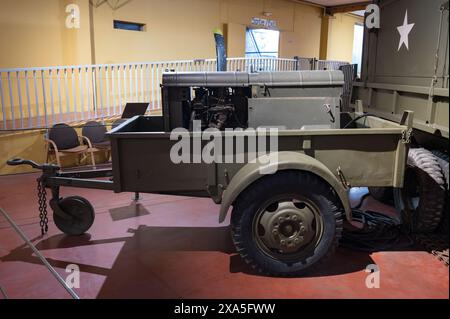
305,0,369,6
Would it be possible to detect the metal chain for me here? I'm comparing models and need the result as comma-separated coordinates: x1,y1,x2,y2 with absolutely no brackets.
37,178,49,235
401,128,413,144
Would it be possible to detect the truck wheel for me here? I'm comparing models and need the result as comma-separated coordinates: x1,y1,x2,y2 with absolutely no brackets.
53,196,95,235
394,148,446,233
368,187,393,204
230,170,343,276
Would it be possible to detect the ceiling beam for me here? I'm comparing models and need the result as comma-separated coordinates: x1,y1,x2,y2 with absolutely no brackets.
325,2,371,15
288,0,326,9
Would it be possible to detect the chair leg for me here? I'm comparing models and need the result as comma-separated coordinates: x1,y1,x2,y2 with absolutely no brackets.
45,144,51,164
89,150,96,168
55,152,62,168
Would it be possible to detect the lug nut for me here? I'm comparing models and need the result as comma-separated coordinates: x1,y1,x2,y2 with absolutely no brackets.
292,215,298,221
280,240,286,246
272,229,279,236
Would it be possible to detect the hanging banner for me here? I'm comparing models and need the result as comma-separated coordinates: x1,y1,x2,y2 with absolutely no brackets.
213,28,227,71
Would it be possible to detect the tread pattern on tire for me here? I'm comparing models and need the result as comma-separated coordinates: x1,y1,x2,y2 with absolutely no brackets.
230,170,343,277
431,150,449,190
408,148,445,186
407,148,446,233
431,150,449,235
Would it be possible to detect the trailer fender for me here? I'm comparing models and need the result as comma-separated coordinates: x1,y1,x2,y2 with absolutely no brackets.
218,151,351,223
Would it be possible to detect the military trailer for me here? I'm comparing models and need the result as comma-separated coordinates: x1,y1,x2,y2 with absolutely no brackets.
353,0,449,233
8,69,414,276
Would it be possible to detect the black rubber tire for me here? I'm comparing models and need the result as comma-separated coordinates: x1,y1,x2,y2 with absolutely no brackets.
230,170,343,277
394,148,446,233
431,150,449,190
438,199,449,235
431,150,449,235
53,196,95,235
368,187,393,204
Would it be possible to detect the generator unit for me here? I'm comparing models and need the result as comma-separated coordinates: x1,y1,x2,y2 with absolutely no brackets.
161,70,344,131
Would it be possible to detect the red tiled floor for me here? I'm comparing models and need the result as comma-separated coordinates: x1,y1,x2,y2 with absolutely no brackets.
0,173,448,299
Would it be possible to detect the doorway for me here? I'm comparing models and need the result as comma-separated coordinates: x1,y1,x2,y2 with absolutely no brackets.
245,28,280,58
352,23,364,77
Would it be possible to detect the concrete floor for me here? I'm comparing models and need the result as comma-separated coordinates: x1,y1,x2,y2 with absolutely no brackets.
0,172,448,299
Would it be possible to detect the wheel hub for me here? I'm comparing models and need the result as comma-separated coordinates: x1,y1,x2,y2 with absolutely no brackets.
258,201,316,254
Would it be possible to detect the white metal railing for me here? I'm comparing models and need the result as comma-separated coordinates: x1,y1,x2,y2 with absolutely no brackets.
0,57,347,130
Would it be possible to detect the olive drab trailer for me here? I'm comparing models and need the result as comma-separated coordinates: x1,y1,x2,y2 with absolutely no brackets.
353,0,449,233
8,68,414,276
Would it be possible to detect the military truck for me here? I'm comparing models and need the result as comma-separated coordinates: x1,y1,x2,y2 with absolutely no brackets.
353,0,449,233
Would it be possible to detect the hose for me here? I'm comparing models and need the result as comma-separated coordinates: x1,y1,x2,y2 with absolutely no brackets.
341,193,414,252
341,209,413,252
343,113,375,129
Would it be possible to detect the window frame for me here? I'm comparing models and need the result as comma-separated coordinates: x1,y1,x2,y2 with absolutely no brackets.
113,20,146,32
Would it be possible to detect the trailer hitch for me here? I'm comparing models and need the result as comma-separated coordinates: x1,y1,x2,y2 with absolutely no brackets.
7,158,73,235
7,158,59,173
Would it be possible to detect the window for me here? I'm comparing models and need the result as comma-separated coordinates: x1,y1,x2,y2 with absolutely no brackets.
245,28,279,58
113,20,145,32
352,24,364,77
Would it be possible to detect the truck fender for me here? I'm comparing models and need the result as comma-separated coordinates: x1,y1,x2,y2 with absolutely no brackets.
218,151,352,223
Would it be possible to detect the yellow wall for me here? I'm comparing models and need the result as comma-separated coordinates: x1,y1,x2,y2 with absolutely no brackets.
325,13,363,62
0,130,46,175
61,0,93,65
89,0,324,62
226,23,247,58
0,0,66,68
0,0,92,68
0,0,362,68
92,0,221,63
279,3,323,59
0,0,327,68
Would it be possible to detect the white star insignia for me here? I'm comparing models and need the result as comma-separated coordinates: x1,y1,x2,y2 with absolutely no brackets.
397,10,415,51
